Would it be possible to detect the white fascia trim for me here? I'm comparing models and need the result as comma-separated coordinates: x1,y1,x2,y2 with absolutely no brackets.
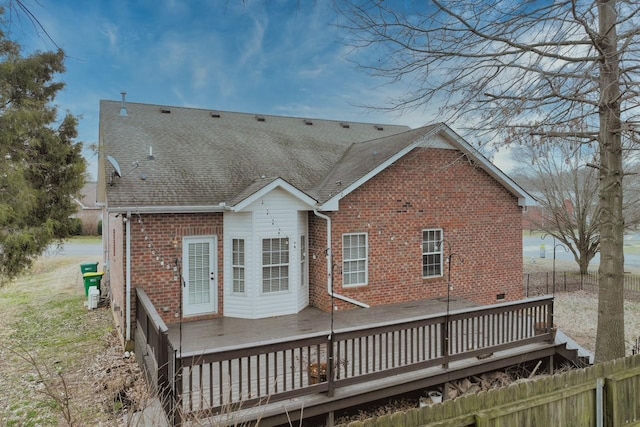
230,178,317,212
318,125,443,211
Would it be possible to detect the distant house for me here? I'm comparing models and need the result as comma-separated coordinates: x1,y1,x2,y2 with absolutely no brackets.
97,100,533,346
71,181,102,235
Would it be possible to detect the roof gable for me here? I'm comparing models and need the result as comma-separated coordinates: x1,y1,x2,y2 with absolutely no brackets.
318,123,533,210
227,177,317,212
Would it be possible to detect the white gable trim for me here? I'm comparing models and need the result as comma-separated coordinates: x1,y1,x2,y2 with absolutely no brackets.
319,124,533,210
230,178,317,212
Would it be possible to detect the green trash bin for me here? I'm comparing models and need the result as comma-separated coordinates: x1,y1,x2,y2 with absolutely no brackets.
80,262,99,274
83,271,104,296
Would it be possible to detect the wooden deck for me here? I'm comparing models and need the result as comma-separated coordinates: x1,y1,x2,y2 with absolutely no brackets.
167,296,478,354
135,291,558,426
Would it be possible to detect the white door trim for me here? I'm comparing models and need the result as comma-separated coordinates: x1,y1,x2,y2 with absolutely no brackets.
182,236,217,316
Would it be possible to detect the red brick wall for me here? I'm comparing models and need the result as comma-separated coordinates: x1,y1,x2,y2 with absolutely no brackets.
309,148,524,312
309,214,329,308
129,212,223,325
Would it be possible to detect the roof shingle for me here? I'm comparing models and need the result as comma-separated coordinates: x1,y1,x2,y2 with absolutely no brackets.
100,100,410,209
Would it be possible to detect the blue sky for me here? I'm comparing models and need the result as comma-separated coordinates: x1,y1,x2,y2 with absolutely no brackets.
8,0,514,180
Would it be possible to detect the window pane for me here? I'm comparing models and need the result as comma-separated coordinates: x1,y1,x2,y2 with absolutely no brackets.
422,229,443,278
343,233,367,286
262,238,290,293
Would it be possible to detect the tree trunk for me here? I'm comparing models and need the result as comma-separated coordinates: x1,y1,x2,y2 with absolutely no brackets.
578,256,590,276
595,0,626,362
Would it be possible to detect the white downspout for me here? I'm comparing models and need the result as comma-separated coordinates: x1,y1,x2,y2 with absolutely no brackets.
125,211,132,342
313,209,369,309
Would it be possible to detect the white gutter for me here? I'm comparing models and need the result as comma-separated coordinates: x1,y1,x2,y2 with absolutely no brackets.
313,209,369,309
125,211,132,342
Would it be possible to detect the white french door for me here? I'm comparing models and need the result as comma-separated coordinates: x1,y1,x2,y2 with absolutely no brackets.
182,236,217,316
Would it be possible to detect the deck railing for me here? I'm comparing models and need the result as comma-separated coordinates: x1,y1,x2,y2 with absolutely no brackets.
168,296,553,422
135,288,177,423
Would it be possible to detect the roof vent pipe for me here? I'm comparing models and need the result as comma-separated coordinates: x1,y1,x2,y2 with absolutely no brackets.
120,92,128,117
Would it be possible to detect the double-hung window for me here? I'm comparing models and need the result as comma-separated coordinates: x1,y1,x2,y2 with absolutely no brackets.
422,229,443,278
232,239,245,293
262,238,289,293
343,233,368,286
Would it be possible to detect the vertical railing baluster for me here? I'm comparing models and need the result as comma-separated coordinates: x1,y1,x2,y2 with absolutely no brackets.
256,354,261,397
217,361,223,406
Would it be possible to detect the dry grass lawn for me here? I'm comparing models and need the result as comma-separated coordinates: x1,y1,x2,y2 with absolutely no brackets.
0,253,146,426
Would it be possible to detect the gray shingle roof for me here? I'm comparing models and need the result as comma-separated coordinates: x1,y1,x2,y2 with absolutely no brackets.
99,100,410,209
315,125,441,202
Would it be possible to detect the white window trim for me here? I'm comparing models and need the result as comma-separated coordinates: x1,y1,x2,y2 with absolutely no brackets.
422,228,444,278
231,238,246,294
261,237,290,294
343,232,368,287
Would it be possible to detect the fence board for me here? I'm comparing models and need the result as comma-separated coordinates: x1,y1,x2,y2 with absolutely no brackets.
336,355,640,427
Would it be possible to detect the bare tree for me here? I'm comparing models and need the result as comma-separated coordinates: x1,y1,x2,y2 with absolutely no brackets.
337,0,640,361
513,143,601,275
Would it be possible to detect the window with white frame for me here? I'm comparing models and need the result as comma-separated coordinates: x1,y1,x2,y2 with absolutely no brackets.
232,239,245,293
343,233,368,286
262,238,289,293
422,229,443,278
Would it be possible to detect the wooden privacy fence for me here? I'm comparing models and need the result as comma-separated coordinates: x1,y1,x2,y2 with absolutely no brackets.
169,297,553,422
337,354,640,427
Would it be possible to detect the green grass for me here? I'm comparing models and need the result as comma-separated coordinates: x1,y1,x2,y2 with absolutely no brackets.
6,400,58,427
623,242,640,256
9,295,112,366
66,236,101,245
0,255,114,426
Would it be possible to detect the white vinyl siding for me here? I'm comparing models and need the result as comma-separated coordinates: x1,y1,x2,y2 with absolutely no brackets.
232,239,245,293
223,189,309,319
262,238,289,293
343,233,368,286
422,229,443,278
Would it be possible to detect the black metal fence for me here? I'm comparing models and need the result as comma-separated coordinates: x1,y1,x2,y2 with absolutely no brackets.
524,270,640,297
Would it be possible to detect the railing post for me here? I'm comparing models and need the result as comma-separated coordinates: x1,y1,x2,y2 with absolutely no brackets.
157,328,172,424
547,298,555,341
173,355,183,426
327,333,335,397
442,316,449,368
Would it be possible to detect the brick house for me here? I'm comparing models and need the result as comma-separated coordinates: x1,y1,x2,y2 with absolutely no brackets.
97,99,532,346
